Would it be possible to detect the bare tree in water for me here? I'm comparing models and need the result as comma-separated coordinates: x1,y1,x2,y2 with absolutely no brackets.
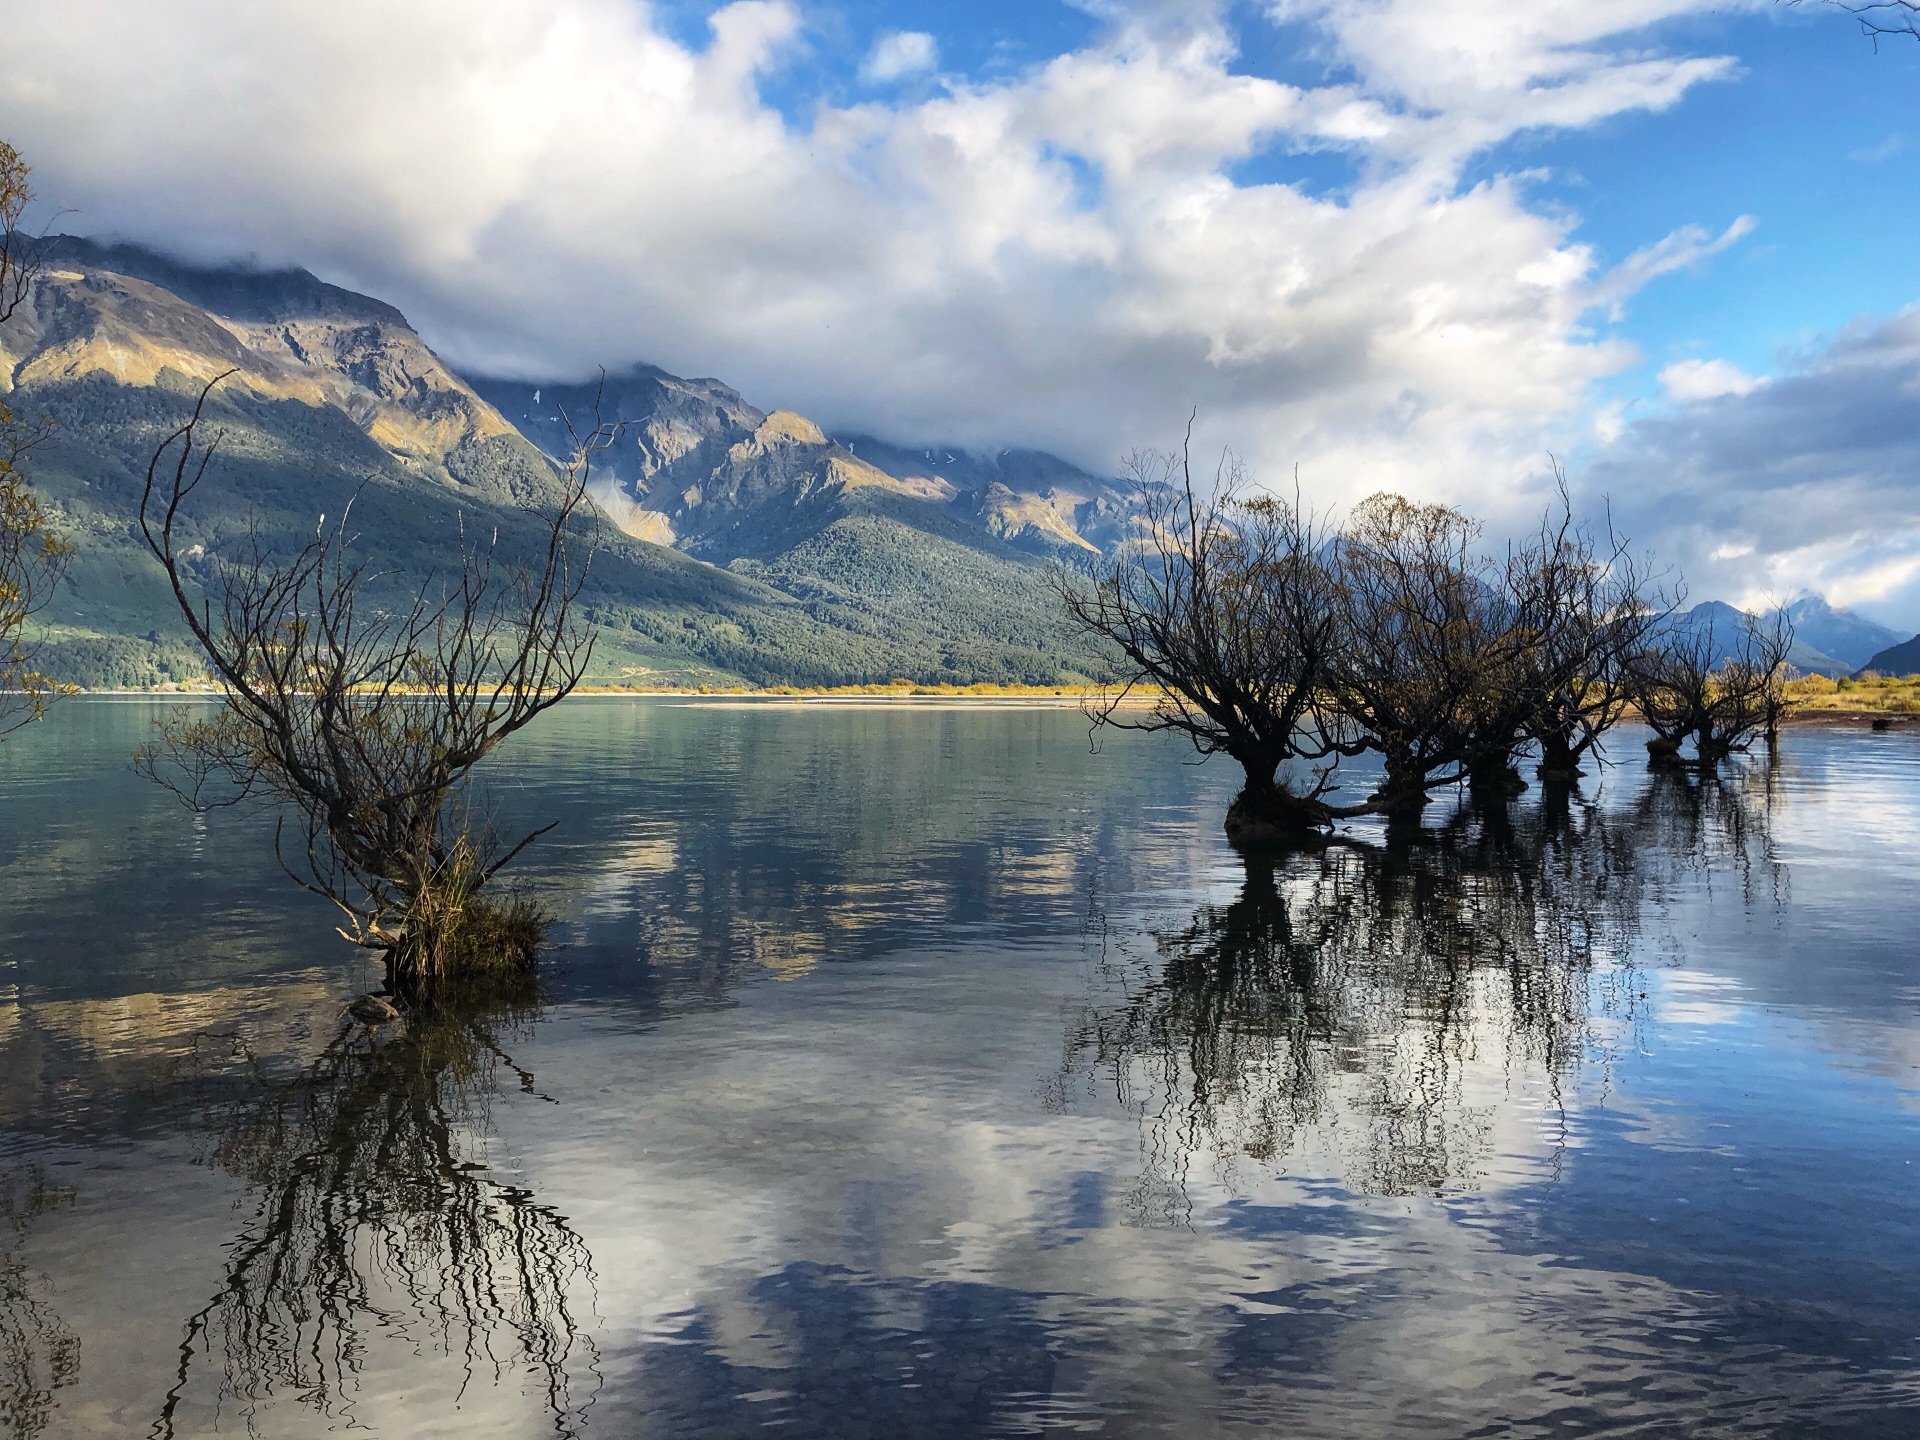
135,375,619,991
1474,482,1662,786
1325,493,1526,811
153,988,599,1438
1063,451,1672,835
1061,444,1366,840
1628,607,1796,767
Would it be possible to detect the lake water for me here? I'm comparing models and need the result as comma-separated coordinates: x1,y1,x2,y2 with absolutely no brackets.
1,698,1916,1438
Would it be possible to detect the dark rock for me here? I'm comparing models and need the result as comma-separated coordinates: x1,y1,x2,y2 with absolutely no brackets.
347,993,402,1026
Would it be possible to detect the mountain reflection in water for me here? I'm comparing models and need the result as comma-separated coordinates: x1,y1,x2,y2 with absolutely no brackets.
152,986,599,1438
1062,771,1781,1215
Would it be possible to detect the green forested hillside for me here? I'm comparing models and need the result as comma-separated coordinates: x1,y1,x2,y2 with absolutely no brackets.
734,506,1092,684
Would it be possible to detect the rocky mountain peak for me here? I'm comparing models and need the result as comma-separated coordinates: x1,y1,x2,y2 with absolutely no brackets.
2,239,539,497
746,409,827,449
45,236,406,328
469,366,1135,560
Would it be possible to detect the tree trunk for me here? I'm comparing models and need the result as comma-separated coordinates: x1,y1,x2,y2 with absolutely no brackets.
1536,730,1583,781
1222,770,1333,845
1468,749,1528,799
1646,734,1684,768
1369,745,1431,814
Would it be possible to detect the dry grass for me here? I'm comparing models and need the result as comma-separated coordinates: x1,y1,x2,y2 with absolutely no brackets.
434,894,551,975
1783,672,1920,716
397,837,551,986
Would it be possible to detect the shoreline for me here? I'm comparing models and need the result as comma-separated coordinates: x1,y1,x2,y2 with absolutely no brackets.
47,691,1920,722
50,686,1127,708
1778,707,1919,728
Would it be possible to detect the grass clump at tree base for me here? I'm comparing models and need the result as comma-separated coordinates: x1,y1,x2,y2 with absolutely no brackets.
393,835,552,990
414,894,551,978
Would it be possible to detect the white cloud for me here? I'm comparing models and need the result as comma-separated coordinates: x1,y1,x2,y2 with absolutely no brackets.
862,30,938,84
0,0,1757,515
1850,132,1906,164
1592,216,1757,321
1659,357,1762,401
1588,307,1920,629
1265,0,1751,170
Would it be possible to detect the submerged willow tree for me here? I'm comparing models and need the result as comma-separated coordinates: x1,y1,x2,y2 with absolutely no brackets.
1064,447,1659,837
1062,447,1362,840
136,375,618,991
1324,493,1524,809
1467,486,1660,786
1627,606,1795,768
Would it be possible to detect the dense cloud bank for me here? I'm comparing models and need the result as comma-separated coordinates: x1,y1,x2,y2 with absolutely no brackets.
2,0,1912,621
0,2,1745,472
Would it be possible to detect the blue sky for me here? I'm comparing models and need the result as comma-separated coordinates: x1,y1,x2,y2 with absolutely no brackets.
2,0,1916,622
1507,14,1919,402
707,0,1920,415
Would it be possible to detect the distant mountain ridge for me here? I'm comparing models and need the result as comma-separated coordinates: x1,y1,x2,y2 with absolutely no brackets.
1664,600,1845,678
1782,595,1904,671
1860,635,1920,677
1659,599,1910,679
467,370,1132,561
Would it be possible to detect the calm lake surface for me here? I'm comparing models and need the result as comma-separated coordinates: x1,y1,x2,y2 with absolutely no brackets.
2,698,1916,1438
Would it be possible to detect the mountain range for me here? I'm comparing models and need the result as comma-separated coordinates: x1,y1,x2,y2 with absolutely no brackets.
1668,597,1909,678
4,237,1914,691
3,238,1129,689
1860,635,1920,676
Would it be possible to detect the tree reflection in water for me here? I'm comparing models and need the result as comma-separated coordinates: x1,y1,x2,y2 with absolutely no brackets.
0,1166,78,1440
1626,754,1788,911
154,983,599,1438
1063,769,1780,1220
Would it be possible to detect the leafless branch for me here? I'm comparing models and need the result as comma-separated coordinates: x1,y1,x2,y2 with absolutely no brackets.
1059,438,1360,838
134,373,621,989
